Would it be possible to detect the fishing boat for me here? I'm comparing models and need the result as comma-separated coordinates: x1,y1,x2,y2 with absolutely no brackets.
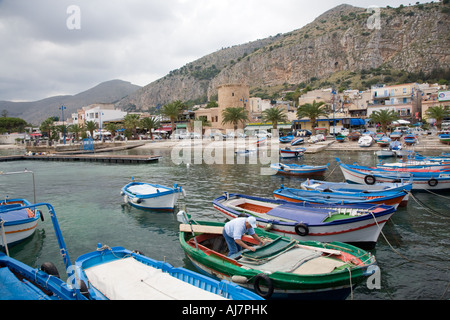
74,243,262,300
403,134,417,145
235,149,256,156
290,137,304,146
179,218,378,300
438,133,450,145
335,133,346,143
273,185,408,209
0,170,42,248
336,158,450,190
376,136,391,147
347,131,361,141
358,135,373,147
279,147,306,158
0,198,41,248
375,149,396,158
300,179,412,206
0,202,84,300
121,180,184,211
390,131,402,141
270,163,329,176
377,160,450,170
255,137,267,147
213,193,397,249
279,135,294,144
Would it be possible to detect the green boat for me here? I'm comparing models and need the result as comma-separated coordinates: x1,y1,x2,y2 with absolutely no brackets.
179,219,378,300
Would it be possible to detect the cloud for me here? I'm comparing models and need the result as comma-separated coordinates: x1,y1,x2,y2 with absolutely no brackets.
0,0,428,101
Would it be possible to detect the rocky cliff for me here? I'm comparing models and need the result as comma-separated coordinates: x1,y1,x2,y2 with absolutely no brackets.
117,2,450,111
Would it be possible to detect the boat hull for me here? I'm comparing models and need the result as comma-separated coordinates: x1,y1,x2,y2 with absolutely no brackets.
337,159,450,190
0,200,40,247
279,148,306,158
270,163,329,176
213,193,396,249
180,220,377,300
122,182,183,210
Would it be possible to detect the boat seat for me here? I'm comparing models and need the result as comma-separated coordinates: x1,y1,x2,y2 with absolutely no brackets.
292,256,346,275
266,203,330,224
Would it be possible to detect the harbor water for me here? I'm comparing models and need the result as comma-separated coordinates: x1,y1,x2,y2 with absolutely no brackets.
1,146,449,300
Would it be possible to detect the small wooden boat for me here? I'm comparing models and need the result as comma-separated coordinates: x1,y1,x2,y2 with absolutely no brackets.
273,185,408,209
213,193,397,249
270,163,329,176
121,180,184,211
358,135,373,147
75,244,262,300
300,179,412,206
0,199,41,248
1,202,83,300
377,160,450,170
279,147,306,158
375,149,396,158
336,158,450,190
235,149,256,156
347,131,361,141
438,133,450,145
290,137,304,146
335,133,346,143
403,134,417,145
179,219,378,299
279,135,294,143
389,131,402,141
0,170,42,248
376,136,391,147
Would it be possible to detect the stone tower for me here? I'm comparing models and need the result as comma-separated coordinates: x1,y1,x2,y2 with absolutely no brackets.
217,83,250,130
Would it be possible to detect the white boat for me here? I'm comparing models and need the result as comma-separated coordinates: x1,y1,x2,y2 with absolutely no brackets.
121,181,184,211
279,147,306,158
375,149,395,158
358,135,373,147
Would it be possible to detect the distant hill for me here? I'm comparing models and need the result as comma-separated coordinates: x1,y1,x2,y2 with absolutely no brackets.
116,2,450,111
0,80,141,125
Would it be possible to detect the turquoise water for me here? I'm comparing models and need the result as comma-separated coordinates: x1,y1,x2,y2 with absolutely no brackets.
1,147,449,300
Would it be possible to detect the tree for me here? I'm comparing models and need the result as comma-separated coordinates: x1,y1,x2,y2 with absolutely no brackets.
104,123,118,139
68,124,84,141
426,105,450,131
85,120,98,138
162,101,184,133
261,106,288,130
369,109,399,134
141,116,159,139
123,114,141,139
296,100,328,135
221,107,248,131
40,117,55,138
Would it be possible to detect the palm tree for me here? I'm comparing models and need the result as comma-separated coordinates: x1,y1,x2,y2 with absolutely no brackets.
296,100,328,135
369,109,399,134
261,106,288,130
426,105,450,131
123,114,141,139
68,124,84,141
104,123,118,139
162,101,183,133
40,117,55,138
141,116,159,139
85,120,98,139
221,107,248,131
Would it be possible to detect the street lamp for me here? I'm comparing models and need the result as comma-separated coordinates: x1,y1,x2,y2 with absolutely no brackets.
59,105,66,144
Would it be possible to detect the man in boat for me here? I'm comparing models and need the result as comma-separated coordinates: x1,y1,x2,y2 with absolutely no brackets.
222,217,265,257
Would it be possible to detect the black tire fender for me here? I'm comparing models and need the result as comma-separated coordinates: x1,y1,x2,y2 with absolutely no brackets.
364,175,376,185
40,262,60,278
428,178,438,187
294,223,309,236
253,273,274,299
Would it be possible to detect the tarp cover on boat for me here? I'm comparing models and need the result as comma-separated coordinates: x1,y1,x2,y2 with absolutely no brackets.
0,267,49,300
84,257,227,300
266,203,330,224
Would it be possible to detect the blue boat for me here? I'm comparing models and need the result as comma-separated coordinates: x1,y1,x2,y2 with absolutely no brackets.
273,185,408,209
290,137,304,146
74,244,263,300
270,163,329,176
279,134,294,143
0,202,83,300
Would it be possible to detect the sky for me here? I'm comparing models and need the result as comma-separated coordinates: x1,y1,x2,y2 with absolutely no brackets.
0,0,431,102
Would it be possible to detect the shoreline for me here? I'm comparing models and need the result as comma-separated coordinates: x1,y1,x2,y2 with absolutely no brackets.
2,134,449,154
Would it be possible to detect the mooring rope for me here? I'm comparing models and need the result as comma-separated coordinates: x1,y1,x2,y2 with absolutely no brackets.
408,191,450,219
